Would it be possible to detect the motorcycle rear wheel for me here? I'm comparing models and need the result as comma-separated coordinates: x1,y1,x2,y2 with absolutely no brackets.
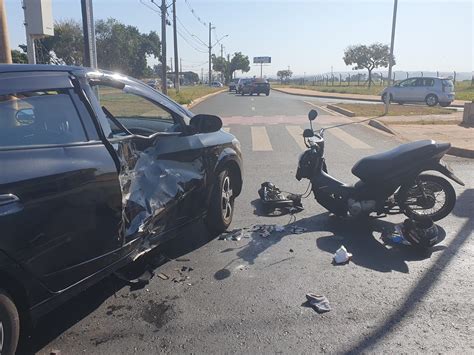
398,174,456,221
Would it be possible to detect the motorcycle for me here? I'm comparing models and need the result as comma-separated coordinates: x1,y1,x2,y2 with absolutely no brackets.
295,109,464,221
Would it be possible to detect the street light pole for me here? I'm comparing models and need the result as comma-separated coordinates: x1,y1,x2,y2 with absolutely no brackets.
160,0,167,94
0,0,12,64
387,0,398,86
208,22,212,86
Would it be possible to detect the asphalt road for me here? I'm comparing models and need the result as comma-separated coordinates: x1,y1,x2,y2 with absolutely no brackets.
27,90,473,354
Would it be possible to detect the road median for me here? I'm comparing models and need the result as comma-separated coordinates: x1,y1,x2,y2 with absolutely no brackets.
272,86,468,108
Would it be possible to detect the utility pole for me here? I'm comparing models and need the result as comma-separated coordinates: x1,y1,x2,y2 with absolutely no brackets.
385,0,398,115
160,0,167,94
81,0,98,68
172,0,179,92
220,44,224,82
0,0,12,63
208,22,212,85
180,57,182,73
387,0,398,86
170,57,173,72
201,67,203,83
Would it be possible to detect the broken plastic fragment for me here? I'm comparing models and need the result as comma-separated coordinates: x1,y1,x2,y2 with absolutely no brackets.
306,293,331,313
333,245,352,264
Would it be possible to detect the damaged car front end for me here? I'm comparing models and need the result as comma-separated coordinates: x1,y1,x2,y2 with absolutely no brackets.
0,64,242,354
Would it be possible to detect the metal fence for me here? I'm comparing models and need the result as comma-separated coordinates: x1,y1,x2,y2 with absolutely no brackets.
290,71,462,87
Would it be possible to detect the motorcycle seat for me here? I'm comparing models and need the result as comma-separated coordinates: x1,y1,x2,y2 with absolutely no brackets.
351,140,450,182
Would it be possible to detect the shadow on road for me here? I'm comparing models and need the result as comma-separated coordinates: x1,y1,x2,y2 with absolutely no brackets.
344,188,474,353
213,205,446,281
17,221,213,354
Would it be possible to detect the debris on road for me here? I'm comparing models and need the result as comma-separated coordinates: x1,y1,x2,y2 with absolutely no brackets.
289,249,294,253
258,181,304,214
333,245,352,264
306,293,331,313
382,223,411,245
157,273,169,280
114,269,155,286
218,223,306,241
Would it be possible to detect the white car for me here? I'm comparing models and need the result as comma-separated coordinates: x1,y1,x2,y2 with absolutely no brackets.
211,81,224,87
381,77,455,107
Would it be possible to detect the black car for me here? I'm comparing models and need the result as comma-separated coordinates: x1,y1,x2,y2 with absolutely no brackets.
0,64,242,354
240,78,270,96
228,79,239,92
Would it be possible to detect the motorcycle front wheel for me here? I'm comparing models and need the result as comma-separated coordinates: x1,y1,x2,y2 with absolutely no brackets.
398,174,456,221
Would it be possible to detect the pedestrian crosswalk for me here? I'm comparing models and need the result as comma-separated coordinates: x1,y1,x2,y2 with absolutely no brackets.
222,124,374,152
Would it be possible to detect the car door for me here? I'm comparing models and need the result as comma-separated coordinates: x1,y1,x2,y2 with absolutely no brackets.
0,71,123,292
89,76,207,246
396,78,418,102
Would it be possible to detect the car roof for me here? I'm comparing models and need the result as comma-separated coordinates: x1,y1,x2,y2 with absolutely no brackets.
0,63,88,74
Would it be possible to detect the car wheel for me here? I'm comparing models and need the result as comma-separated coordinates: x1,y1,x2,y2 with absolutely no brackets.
265,92,270,96
381,93,392,103
206,169,235,235
425,94,438,107
0,290,20,355
397,101,404,105
257,93,260,96
439,102,451,107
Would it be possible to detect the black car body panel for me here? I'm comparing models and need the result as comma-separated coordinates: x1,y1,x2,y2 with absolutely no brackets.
0,64,242,321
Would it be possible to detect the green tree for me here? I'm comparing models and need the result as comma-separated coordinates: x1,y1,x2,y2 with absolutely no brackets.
229,52,250,80
343,43,393,88
95,19,160,77
212,54,228,82
39,20,84,65
277,69,292,84
11,49,28,64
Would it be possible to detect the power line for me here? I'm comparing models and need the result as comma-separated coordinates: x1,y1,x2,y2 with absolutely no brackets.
184,0,207,27
139,0,160,13
176,28,208,53
176,15,207,48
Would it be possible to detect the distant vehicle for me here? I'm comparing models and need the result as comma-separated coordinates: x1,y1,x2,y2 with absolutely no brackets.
167,79,174,89
236,78,252,94
381,77,455,107
229,79,239,92
146,79,159,89
211,81,224,88
240,78,270,96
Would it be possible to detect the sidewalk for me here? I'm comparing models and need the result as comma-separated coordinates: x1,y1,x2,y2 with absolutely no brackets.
273,87,469,108
371,114,473,158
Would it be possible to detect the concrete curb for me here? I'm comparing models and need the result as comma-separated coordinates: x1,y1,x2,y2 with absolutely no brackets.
272,87,466,108
185,88,227,109
368,119,396,135
327,104,355,117
368,119,474,159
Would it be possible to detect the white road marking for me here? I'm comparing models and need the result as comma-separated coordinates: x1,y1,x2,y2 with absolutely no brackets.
303,100,344,116
329,127,372,149
222,127,230,133
286,126,307,150
251,126,273,151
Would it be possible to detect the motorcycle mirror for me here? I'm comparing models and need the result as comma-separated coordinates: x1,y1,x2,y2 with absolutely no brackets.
308,109,318,121
303,129,314,138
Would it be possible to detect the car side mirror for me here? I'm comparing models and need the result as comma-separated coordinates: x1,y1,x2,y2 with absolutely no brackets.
303,129,314,138
190,114,223,133
308,109,318,121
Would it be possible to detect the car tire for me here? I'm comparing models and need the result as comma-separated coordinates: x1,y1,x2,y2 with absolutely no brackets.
425,94,438,107
257,93,260,96
0,290,20,355
397,101,404,105
241,91,244,96
439,102,451,107
265,92,270,96
205,169,235,235
381,93,392,103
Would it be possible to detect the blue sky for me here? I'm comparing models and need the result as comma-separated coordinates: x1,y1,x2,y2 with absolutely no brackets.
5,0,473,78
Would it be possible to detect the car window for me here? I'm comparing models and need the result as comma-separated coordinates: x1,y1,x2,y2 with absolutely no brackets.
399,78,417,87
442,79,454,90
0,90,87,149
96,85,177,136
423,78,434,87
413,78,424,87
